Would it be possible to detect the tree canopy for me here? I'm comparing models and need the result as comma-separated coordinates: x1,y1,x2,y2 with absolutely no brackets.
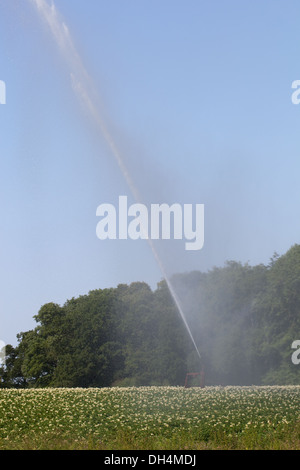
2,244,300,387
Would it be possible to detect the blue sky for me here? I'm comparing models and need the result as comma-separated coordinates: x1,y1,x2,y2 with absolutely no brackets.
1,0,300,345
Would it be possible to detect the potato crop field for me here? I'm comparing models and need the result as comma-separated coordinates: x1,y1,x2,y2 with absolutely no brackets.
1,386,300,450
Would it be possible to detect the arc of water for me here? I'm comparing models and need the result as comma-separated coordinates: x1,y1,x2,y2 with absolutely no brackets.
28,0,201,360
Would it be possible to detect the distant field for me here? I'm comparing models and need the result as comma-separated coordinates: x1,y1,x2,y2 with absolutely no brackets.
1,386,300,450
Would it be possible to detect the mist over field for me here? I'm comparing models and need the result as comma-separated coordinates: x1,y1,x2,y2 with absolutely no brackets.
1,244,300,388
1,1,300,394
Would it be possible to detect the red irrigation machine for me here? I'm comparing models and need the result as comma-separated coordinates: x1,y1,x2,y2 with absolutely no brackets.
184,368,205,388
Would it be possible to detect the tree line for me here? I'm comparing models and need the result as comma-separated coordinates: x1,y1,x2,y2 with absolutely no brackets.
1,244,300,387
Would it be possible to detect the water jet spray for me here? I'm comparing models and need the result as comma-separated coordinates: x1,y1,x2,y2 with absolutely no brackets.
28,0,202,364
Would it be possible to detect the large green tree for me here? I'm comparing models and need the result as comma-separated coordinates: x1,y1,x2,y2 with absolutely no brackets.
2,244,300,387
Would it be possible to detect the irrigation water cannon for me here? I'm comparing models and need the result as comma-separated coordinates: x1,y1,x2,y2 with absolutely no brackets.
184,367,205,388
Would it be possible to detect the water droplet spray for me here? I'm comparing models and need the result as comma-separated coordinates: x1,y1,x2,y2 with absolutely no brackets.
28,0,201,362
